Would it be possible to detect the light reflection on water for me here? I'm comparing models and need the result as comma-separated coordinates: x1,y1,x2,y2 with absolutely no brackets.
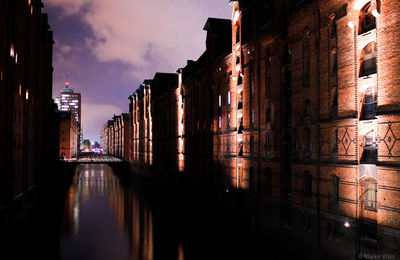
61,164,155,260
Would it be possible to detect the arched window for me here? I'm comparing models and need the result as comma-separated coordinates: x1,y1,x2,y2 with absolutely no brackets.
359,2,376,35
266,132,272,155
360,42,377,77
304,128,311,152
361,87,376,119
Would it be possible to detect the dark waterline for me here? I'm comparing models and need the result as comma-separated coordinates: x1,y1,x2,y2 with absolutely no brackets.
33,164,269,260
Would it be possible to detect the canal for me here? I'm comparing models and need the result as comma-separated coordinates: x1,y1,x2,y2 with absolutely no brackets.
22,163,283,260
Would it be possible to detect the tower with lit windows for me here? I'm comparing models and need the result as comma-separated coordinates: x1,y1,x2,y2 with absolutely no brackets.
56,81,82,147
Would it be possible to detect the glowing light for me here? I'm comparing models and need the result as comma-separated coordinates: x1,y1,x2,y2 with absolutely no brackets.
347,21,355,29
25,89,29,100
238,136,242,142
236,64,241,72
10,44,15,57
238,113,243,118
372,9,380,18
15,53,18,64
233,11,240,24
344,222,350,228
232,76,237,81
19,84,21,96
65,81,70,86
236,45,240,51
228,91,231,105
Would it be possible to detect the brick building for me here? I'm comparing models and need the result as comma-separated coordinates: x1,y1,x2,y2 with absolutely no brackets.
0,0,58,250
103,113,130,160
124,0,400,257
59,111,79,159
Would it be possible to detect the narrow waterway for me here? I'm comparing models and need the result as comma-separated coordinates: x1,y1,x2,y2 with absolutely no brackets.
55,164,263,260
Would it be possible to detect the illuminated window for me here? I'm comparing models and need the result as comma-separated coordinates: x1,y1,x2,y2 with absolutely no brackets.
365,180,377,210
218,94,221,107
233,10,240,25
361,87,376,120
218,116,222,129
19,84,22,96
251,109,255,126
10,44,15,57
360,42,377,77
25,89,29,100
227,91,231,105
227,113,230,128
359,2,376,34
237,91,243,109
15,53,18,64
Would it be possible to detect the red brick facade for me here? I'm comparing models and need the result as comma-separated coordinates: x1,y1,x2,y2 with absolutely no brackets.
122,0,400,256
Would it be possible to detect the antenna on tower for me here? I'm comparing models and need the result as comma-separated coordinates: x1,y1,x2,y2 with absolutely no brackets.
65,73,70,86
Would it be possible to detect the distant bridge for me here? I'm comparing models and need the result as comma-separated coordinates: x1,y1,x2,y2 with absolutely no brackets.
77,154,123,163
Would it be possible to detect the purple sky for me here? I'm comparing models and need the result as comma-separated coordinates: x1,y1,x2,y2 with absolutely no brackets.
43,0,231,142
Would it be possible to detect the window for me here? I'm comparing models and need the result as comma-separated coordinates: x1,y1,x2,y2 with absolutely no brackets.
361,87,376,119
251,109,255,126
332,175,339,205
266,133,272,155
236,26,240,43
304,171,312,198
360,42,377,77
331,51,337,76
330,16,337,37
227,113,231,129
10,43,15,57
365,180,377,210
359,2,376,34
218,94,221,107
304,61,310,87
265,49,271,97
305,128,311,153
331,90,338,118
332,129,338,153
227,91,231,105
266,108,271,123
304,100,311,118
250,136,254,154
25,89,29,100
218,116,222,129
238,91,243,110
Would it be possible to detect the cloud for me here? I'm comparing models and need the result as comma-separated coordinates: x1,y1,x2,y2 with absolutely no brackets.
81,103,124,141
44,0,231,80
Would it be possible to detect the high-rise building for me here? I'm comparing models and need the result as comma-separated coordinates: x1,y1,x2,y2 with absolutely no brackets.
56,81,82,147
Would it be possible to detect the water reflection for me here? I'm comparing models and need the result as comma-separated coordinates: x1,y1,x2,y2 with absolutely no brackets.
61,164,154,260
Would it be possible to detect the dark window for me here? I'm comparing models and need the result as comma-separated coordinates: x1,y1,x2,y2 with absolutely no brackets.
331,17,337,37
250,136,254,154
331,90,338,119
359,2,376,34
304,61,310,87
236,26,240,43
332,51,338,76
304,171,312,197
332,129,338,153
305,128,311,153
332,175,339,205
266,133,272,155
304,100,311,118
266,108,271,123
360,42,377,77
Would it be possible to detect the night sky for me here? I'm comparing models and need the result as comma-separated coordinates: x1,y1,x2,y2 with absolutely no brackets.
42,0,231,142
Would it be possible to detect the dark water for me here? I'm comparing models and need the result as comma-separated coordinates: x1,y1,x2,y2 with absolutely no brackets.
53,164,262,260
